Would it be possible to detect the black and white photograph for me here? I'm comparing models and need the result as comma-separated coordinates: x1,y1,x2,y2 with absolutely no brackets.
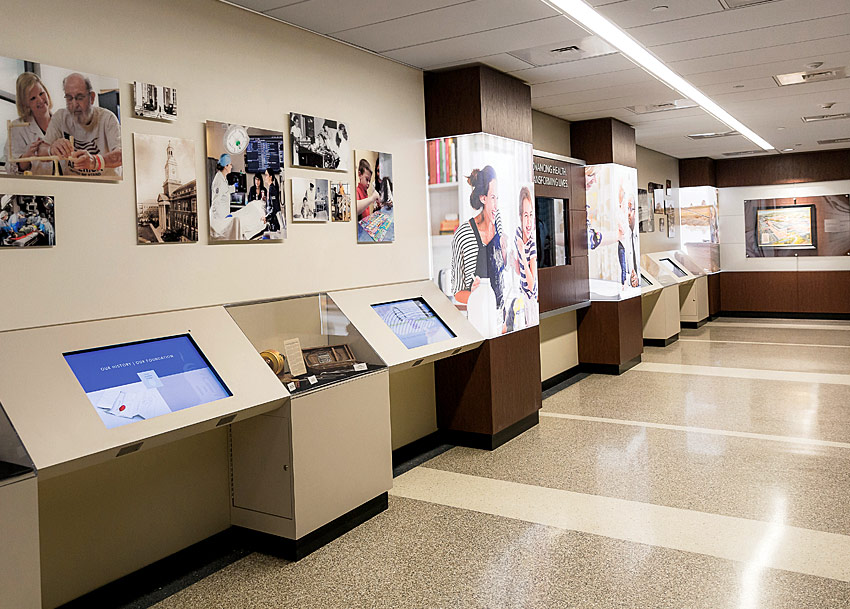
205,120,286,242
291,177,329,222
1,56,122,180
134,134,197,244
0,194,55,247
331,182,351,222
133,81,178,121
289,113,350,171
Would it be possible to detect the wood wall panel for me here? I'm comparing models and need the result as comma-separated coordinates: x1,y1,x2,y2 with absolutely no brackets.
707,273,721,316
618,296,644,363
570,210,588,259
679,157,717,187
715,149,850,188
570,118,636,168
720,271,798,312
489,326,541,433
539,266,571,313
577,296,642,366
569,164,587,211
424,66,532,143
796,272,850,314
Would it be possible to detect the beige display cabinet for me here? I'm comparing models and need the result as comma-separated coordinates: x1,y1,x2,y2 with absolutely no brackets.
226,292,395,559
640,257,681,347
0,404,40,609
329,280,485,453
645,250,709,328
0,307,289,608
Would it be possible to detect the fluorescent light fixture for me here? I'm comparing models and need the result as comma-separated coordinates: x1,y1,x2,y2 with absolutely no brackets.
543,0,774,151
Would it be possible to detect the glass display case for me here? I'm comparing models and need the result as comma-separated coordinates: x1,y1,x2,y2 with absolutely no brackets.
226,292,387,395
0,402,34,484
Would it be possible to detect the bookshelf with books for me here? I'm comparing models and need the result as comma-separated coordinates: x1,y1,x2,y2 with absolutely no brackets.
426,137,461,295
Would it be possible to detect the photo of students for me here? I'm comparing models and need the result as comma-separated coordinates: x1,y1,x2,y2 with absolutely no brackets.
1,58,122,180
205,120,285,241
355,150,394,243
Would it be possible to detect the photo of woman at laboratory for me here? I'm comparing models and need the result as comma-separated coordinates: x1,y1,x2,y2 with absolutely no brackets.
7,72,54,176
450,165,507,337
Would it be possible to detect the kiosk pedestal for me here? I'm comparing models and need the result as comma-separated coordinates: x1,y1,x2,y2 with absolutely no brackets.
644,250,709,329
639,265,680,347
680,275,710,327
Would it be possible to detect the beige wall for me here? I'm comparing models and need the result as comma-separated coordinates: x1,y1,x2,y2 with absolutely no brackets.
636,145,680,253
388,364,437,450
532,111,571,157
0,0,429,333
539,311,578,382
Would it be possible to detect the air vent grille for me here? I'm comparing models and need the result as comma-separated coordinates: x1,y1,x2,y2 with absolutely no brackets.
722,150,764,157
802,113,850,123
626,100,697,114
818,137,850,145
687,131,740,140
719,0,782,8
774,67,847,86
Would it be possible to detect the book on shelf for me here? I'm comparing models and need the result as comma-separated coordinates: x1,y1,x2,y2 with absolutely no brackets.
427,137,457,185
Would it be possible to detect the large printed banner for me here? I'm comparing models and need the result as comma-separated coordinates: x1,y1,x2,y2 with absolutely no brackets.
434,133,537,338
680,185,720,273
585,164,641,300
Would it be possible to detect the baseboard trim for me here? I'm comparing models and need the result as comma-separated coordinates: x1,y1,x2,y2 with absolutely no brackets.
719,311,850,321
579,355,642,376
541,365,583,392
392,431,444,470
444,410,539,451
643,334,679,347
681,318,708,329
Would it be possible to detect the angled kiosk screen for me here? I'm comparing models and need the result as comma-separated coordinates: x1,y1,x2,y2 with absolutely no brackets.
371,298,456,349
63,334,232,429
639,274,653,288
658,257,688,278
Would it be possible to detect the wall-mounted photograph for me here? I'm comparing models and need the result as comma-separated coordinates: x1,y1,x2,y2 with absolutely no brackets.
291,177,329,222
0,194,55,247
355,150,393,243
637,188,653,233
205,120,285,241
330,182,351,222
132,82,177,121
289,113,350,171
133,134,197,244
0,56,122,180
745,195,849,257
649,182,664,214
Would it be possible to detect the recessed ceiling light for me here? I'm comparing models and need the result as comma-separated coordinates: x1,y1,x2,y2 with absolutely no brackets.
806,62,824,70
781,148,794,152
651,5,669,11
777,127,786,130
821,102,836,109
544,0,774,150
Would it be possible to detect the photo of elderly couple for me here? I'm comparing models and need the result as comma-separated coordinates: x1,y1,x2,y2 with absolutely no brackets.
0,56,122,180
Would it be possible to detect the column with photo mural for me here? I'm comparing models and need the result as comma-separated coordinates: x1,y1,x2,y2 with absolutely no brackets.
425,65,542,449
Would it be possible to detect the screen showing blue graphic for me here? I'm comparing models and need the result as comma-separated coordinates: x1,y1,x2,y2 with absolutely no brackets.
64,334,231,429
371,298,455,349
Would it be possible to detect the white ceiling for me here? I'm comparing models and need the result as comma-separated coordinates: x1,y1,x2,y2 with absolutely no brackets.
226,0,850,160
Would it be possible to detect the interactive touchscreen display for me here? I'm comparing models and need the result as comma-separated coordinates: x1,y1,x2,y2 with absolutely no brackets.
371,298,456,349
64,334,231,429
639,274,652,288
659,257,688,278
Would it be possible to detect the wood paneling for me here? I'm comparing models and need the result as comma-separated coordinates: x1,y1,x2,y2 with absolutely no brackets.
569,210,588,259
570,118,636,168
679,157,717,187
715,149,850,188
424,65,532,143
720,271,798,312
707,273,721,316
795,272,850,314
569,164,586,211
577,296,643,366
435,327,541,437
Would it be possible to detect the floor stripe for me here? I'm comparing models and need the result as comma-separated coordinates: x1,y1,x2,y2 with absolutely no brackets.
539,412,850,450
677,338,850,349
706,322,850,331
634,361,850,386
392,467,850,582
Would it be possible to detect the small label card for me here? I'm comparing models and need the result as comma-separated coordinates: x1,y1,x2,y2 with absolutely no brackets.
286,382,297,392
354,363,368,372
283,338,307,377
307,375,318,385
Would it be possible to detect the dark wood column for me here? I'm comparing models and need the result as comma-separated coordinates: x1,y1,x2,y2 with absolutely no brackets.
426,65,540,449
569,118,636,168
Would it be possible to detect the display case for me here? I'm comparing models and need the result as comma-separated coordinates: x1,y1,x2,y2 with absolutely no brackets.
225,293,392,557
644,250,709,326
0,403,40,609
679,186,720,273
640,257,682,345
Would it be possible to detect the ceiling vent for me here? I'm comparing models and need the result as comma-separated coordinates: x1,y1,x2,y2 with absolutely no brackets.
801,113,850,123
818,137,850,145
686,130,740,140
774,67,847,86
722,150,764,157
626,99,697,114
510,36,617,67
719,0,782,8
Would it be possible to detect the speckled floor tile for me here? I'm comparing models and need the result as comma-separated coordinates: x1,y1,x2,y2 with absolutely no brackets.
151,496,850,609
642,340,850,374
681,325,850,347
423,416,850,536
710,318,850,327
542,369,850,443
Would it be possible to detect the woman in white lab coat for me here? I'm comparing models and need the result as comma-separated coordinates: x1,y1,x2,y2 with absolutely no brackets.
7,72,54,175
209,153,239,240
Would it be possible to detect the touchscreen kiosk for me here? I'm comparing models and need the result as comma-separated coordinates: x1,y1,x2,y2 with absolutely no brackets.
659,257,688,278
639,274,653,288
371,298,455,349
64,334,231,429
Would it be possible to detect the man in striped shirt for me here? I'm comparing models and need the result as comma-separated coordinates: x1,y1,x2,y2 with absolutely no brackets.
43,73,122,178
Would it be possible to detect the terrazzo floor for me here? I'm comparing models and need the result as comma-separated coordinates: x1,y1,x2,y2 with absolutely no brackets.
150,317,850,608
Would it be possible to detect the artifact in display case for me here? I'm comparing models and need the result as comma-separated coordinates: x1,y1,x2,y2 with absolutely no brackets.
303,345,357,373
679,186,720,272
